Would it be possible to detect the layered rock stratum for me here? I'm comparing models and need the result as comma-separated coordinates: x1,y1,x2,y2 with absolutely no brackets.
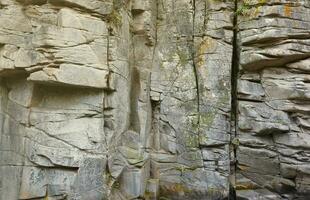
0,0,309,199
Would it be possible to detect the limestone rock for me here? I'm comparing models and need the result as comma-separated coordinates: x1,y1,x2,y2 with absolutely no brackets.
0,0,309,199
236,0,310,198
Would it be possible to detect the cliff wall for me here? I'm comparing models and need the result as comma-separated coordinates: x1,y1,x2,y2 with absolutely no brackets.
0,0,309,199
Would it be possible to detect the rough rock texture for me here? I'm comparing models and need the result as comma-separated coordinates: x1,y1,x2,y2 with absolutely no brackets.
236,0,310,199
0,0,309,200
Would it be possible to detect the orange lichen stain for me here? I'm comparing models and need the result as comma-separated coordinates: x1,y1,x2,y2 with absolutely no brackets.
196,37,216,67
237,164,250,171
164,183,191,195
284,5,292,17
44,190,48,200
174,184,188,193
259,0,266,3
236,183,259,190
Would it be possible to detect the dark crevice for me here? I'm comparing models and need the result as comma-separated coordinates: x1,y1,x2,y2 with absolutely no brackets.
192,0,200,117
229,0,239,200
238,97,264,103
150,99,160,152
191,0,200,131
191,0,204,169
128,66,141,133
17,0,47,6
149,0,160,153
104,30,112,172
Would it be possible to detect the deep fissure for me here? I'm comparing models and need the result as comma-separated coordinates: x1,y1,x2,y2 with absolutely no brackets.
229,0,240,199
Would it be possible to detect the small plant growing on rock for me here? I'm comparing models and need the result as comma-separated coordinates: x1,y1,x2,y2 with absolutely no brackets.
236,0,267,16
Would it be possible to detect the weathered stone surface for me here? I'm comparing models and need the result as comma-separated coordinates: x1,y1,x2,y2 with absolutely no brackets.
236,0,310,199
0,0,309,199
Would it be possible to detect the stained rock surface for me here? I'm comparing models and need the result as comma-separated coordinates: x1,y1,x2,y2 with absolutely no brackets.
0,0,309,200
235,1,310,199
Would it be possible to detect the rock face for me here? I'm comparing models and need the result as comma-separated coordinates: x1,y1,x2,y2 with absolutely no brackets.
0,0,309,199
235,1,310,199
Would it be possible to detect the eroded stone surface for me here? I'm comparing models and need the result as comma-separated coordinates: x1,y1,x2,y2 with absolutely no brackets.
0,0,309,200
236,0,310,199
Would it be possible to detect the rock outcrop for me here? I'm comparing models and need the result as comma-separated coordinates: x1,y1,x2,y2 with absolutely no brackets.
236,0,310,199
0,0,309,199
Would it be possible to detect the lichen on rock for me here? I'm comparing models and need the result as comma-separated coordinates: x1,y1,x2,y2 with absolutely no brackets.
0,0,309,200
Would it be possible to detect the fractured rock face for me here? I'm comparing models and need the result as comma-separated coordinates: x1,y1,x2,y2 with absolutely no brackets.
0,0,309,200
236,0,310,199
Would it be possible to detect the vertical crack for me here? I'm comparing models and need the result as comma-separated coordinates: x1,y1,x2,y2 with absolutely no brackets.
191,0,200,117
191,0,200,127
149,0,160,151
191,0,205,170
151,0,159,65
230,0,240,199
